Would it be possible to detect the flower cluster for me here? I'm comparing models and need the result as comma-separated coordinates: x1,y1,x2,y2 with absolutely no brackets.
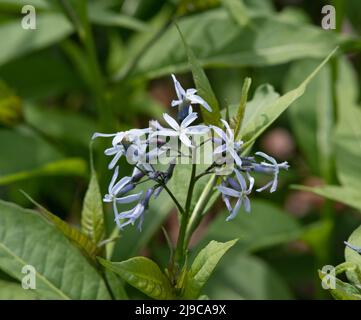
93,75,289,231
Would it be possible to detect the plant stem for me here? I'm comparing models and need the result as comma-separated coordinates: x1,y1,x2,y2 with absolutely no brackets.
163,184,185,215
174,162,197,266
184,174,217,248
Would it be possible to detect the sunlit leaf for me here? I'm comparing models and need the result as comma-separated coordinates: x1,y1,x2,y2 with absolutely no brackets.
98,257,174,300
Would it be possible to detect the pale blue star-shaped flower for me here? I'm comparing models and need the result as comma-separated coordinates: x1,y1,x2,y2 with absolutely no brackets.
255,152,289,193
151,112,209,148
171,74,212,112
211,119,243,168
217,169,254,221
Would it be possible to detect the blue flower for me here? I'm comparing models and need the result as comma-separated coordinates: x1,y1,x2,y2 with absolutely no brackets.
217,169,254,221
171,74,212,112
103,166,142,203
255,152,289,193
211,119,243,169
114,188,154,231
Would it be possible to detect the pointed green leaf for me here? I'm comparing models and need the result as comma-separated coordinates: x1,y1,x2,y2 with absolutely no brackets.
183,239,237,299
318,270,361,300
176,25,221,125
241,47,337,147
0,280,38,300
132,9,343,78
234,77,252,139
0,13,73,67
22,192,99,258
81,169,105,245
98,257,174,300
345,225,361,286
0,200,111,299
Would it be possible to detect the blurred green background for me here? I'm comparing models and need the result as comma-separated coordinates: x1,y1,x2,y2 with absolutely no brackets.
0,0,360,299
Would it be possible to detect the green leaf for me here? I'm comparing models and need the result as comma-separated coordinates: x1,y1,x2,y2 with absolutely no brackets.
222,0,250,27
104,269,128,300
345,225,361,286
201,200,301,253
81,169,105,245
318,270,361,300
0,128,87,185
0,51,82,99
131,9,342,78
0,200,111,299
22,192,99,259
176,25,221,125
0,158,87,186
23,104,95,147
234,77,252,138
334,104,361,190
284,59,334,177
0,280,39,299
98,257,174,300
240,48,337,147
205,253,293,299
293,185,361,212
182,239,237,299
88,5,147,32
0,13,73,67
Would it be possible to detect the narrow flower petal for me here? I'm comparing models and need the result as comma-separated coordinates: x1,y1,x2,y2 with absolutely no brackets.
108,166,119,194
171,74,186,100
226,198,242,221
217,185,240,197
112,176,132,195
115,192,143,204
163,113,180,131
92,132,117,140
179,133,194,148
181,112,198,128
189,94,212,112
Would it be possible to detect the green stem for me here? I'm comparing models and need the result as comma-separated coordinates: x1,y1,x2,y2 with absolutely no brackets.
163,184,185,215
184,174,217,248
174,162,197,266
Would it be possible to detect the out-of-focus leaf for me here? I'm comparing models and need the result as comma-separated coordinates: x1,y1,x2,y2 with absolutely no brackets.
0,280,38,299
177,25,221,125
345,225,361,286
0,81,22,126
24,105,95,147
0,200,111,299
0,0,50,11
182,239,237,299
22,191,99,259
318,270,361,300
0,158,87,185
0,51,82,99
0,13,73,67
205,253,293,299
200,200,301,253
0,129,87,185
131,9,342,78
88,5,147,32
294,185,361,212
284,60,333,177
222,0,250,27
334,65,361,190
240,48,337,147
81,169,105,245
98,257,174,300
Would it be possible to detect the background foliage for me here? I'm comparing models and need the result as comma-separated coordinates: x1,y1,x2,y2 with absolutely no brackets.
0,0,360,299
